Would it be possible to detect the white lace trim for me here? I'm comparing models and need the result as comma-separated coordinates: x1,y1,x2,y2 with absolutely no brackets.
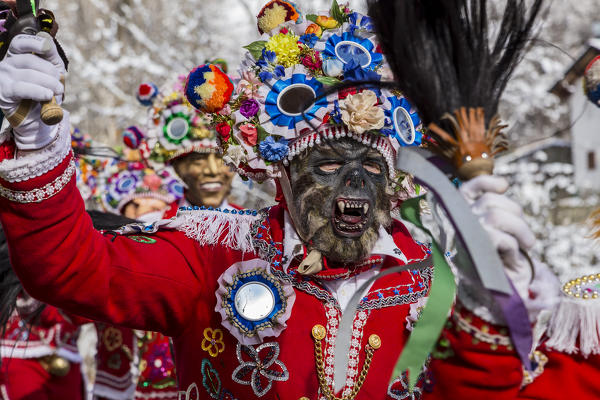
0,111,71,183
0,159,75,203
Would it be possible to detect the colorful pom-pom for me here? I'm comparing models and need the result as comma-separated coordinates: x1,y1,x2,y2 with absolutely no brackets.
256,0,299,34
137,82,159,106
206,58,229,74
185,64,234,113
584,56,600,108
123,126,145,149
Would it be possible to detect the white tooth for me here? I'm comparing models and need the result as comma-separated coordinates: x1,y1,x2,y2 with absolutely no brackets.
338,201,345,213
363,203,369,213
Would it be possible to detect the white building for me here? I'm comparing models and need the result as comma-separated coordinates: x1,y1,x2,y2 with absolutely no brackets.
551,38,600,193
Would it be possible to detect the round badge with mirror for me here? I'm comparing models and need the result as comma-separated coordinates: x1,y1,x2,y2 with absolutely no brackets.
216,259,296,345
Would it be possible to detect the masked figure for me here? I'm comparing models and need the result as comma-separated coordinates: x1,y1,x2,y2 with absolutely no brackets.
0,1,550,399
132,77,235,210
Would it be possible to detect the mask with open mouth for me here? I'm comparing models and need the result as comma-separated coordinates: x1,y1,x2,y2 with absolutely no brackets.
290,137,392,264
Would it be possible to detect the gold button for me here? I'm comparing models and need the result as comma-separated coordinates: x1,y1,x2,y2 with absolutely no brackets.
299,397,310,400
312,324,326,341
368,334,382,349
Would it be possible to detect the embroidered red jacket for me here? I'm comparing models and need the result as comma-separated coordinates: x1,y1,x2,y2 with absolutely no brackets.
0,150,527,399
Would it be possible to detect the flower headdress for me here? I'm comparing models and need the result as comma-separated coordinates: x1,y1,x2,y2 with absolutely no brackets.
135,75,222,164
97,161,184,215
185,0,423,183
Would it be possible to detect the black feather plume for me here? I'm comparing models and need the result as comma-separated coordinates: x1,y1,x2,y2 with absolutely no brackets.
368,0,543,157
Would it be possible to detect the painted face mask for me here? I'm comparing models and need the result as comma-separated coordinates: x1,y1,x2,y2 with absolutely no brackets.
290,137,391,263
172,152,234,208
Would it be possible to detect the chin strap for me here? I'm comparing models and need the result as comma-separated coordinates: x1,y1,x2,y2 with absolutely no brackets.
278,166,323,275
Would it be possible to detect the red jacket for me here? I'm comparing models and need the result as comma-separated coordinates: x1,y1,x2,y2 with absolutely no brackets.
0,151,532,399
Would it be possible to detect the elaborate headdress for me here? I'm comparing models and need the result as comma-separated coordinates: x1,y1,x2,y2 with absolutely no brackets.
97,160,184,215
135,75,220,164
185,0,423,183
71,127,117,203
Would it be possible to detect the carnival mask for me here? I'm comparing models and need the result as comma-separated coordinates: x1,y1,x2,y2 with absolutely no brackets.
290,138,392,263
172,152,234,208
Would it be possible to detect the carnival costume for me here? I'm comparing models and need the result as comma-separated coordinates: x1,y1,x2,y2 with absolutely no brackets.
0,1,554,399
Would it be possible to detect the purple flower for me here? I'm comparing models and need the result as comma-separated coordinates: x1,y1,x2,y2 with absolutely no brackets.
240,99,260,119
259,136,289,162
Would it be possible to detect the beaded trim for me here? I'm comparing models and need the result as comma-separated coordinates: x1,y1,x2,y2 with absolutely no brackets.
0,159,75,203
562,273,600,300
283,126,397,179
521,350,548,387
452,309,512,349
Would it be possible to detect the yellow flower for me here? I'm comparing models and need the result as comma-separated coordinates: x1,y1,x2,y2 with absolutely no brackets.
305,23,322,37
339,90,385,134
316,16,339,29
201,327,225,358
265,33,301,68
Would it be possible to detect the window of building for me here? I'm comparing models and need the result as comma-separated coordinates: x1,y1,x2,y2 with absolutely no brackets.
588,151,596,170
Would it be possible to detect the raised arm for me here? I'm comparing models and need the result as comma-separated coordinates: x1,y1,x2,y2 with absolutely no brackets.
0,34,206,337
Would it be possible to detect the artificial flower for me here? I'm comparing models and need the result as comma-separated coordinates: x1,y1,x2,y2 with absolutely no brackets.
265,33,301,68
259,65,285,82
218,104,232,116
305,23,322,37
239,123,258,146
239,99,260,119
236,71,262,99
323,58,344,77
315,15,339,29
343,59,381,85
299,33,318,47
339,90,385,134
301,52,323,71
259,136,289,162
257,0,299,34
223,145,246,167
215,122,232,142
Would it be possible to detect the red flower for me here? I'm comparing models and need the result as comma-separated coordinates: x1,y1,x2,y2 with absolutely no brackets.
216,122,231,142
280,27,289,34
301,52,323,71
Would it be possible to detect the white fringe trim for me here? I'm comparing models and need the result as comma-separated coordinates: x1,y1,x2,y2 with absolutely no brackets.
0,112,71,183
545,296,600,357
174,209,259,253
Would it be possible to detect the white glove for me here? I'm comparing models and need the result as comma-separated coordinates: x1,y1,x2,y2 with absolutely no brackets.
0,32,65,150
460,175,536,299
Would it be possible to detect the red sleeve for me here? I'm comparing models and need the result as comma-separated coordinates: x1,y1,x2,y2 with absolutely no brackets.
423,304,523,400
0,154,206,337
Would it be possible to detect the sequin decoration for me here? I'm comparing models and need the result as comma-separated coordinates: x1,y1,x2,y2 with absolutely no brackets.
562,274,600,300
201,327,226,358
231,342,289,397
201,359,221,399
